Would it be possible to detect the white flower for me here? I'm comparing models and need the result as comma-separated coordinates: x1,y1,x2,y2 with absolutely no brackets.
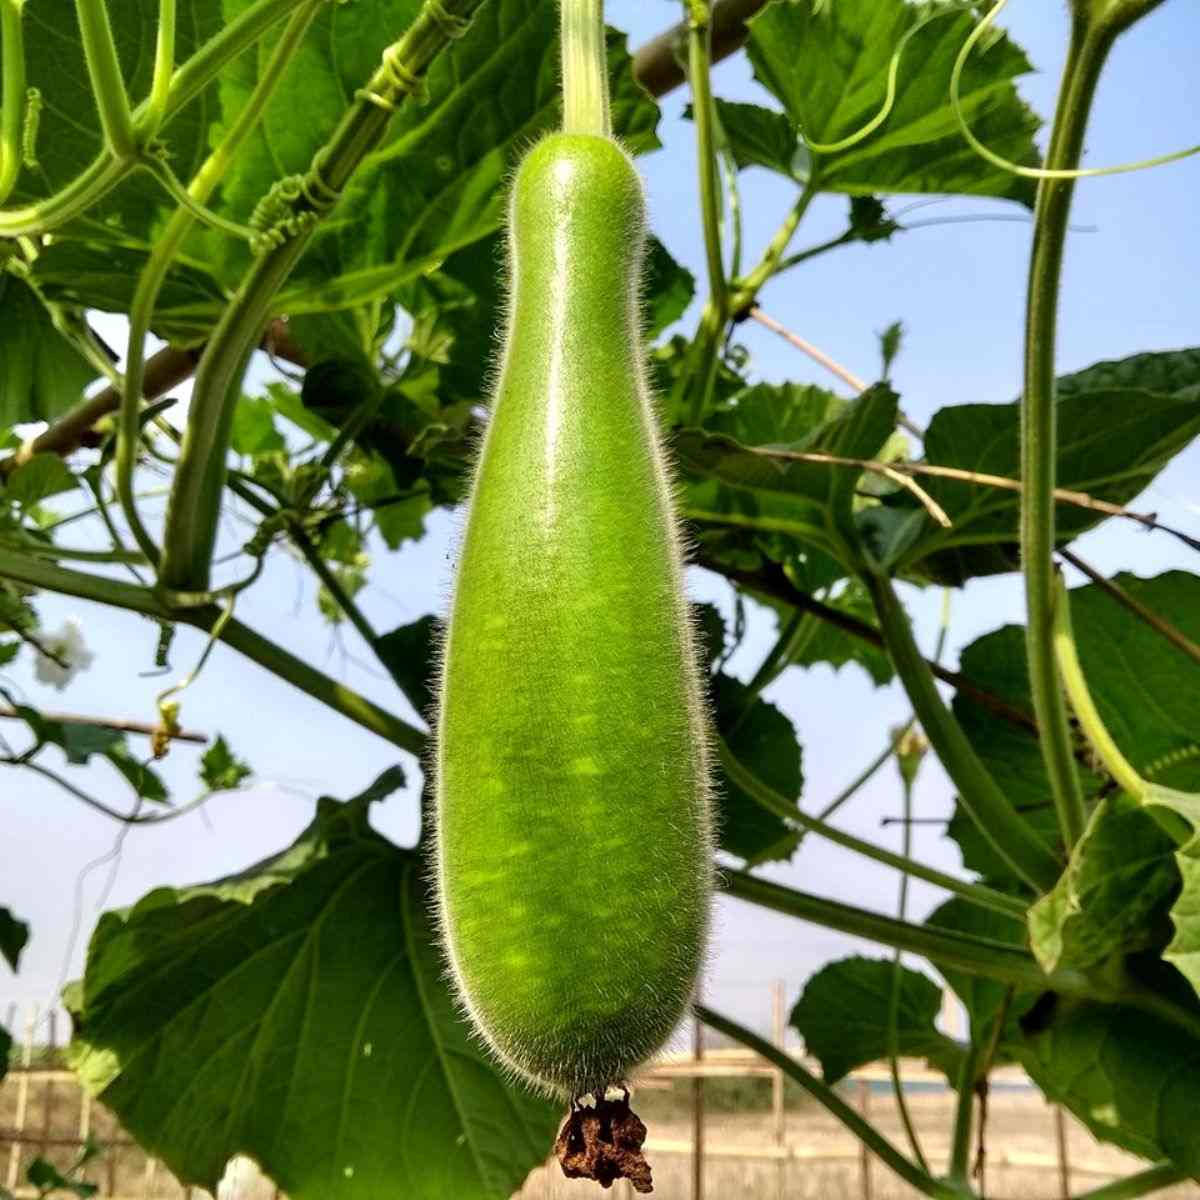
33,618,95,690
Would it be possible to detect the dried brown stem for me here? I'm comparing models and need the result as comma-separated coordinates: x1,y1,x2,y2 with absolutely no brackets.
0,704,207,744
750,307,925,438
750,444,1199,549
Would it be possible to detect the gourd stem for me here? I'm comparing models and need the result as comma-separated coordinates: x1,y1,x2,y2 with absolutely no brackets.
697,1006,963,1200
947,1041,980,1185
560,0,609,136
1021,14,1113,852
0,0,297,236
718,741,1028,919
722,869,1072,993
1050,575,1143,799
0,0,26,205
865,568,1062,893
687,0,726,318
0,548,426,755
1070,1164,1187,1200
74,0,137,160
888,764,930,1173
142,0,176,139
158,0,486,591
118,0,323,567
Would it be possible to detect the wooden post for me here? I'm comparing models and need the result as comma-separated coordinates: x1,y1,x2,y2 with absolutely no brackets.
1055,1107,1071,1198
5,1003,37,1191
857,1077,873,1200
39,1010,57,1161
691,1009,704,1200
142,1154,159,1198
771,981,786,1200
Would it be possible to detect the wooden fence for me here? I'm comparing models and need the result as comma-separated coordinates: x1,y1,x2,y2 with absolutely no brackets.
5,993,1194,1200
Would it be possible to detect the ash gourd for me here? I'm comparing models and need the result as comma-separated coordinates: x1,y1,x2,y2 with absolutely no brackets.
433,0,713,1188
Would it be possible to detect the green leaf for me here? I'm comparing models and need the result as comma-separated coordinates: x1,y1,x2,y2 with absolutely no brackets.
790,956,963,1083
66,772,559,1198
0,279,97,427
3,454,79,507
14,1,223,234
3,702,167,803
784,582,893,686
745,0,1040,203
0,640,18,667
29,243,225,343
712,98,802,177
375,615,438,718
890,348,1200,583
925,897,1037,1038
946,628,1091,888
712,674,802,866
677,383,899,563
223,3,659,311
231,397,286,457
1028,794,1180,975
644,238,696,338
27,1158,97,1198
1,906,29,972
199,736,252,792
1012,996,1200,1174
948,571,1200,896
706,381,847,446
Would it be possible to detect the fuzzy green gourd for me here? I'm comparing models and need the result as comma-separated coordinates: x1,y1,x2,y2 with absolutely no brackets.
434,130,713,1100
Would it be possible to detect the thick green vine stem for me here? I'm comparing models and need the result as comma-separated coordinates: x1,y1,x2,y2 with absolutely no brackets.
864,569,1062,893
74,0,137,160
687,0,725,320
0,0,26,204
0,0,297,236
116,0,325,567
1071,1164,1186,1200
697,1006,967,1200
717,740,1027,919
157,0,484,593
1021,11,1127,852
141,0,176,140
0,548,426,755
560,0,609,136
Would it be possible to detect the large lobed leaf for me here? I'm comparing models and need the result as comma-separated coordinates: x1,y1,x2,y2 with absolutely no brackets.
744,0,1040,202
790,956,963,1083
66,771,559,1199
884,348,1200,584
950,572,1200,1000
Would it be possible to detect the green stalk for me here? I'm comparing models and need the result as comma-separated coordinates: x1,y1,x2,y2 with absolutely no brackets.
723,870,1069,992
1021,14,1116,852
118,0,323,566
729,175,819,312
158,0,484,592
718,740,1027,918
0,548,425,755
0,0,26,204
74,0,137,160
141,0,176,139
1071,1165,1187,1200
865,569,1062,892
1052,576,1195,845
888,767,930,1173
0,0,297,236
817,737,899,823
947,1041,980,1186
697,1005,964,1200
560,0,609,136
687,0,725,319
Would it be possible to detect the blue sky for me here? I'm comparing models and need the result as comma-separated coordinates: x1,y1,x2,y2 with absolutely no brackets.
4,0,1199,1053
